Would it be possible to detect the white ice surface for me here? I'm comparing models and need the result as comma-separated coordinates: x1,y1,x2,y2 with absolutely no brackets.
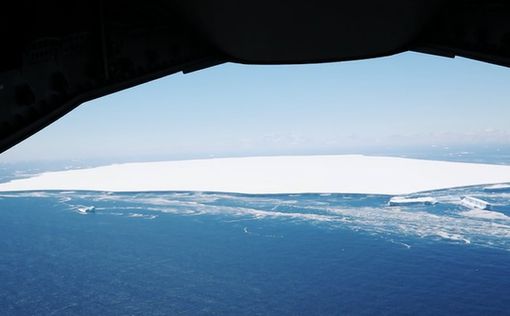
2,155,510,195
484,184,510,191
388,196,438,205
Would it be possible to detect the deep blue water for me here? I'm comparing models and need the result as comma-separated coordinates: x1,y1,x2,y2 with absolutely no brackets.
1,152,510,315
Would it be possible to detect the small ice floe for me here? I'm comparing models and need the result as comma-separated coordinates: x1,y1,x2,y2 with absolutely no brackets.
483,184,510,192
76,206,95,214
389,239,411,249
460,196,491,210
435,231,471,244
460,209,510,220
128,213,157,219
388,196,438,206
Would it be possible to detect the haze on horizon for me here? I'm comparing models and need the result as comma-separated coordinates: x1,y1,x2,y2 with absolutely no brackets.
1,52,510,164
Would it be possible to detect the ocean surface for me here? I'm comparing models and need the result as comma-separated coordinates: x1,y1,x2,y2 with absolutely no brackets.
1,151,510,315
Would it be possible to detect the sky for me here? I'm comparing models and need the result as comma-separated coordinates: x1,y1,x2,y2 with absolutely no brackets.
1,52,510,163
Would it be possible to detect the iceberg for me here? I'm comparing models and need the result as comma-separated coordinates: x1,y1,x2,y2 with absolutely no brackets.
76,205,95,214
2,155,510,195
388,196,438,206
483,184,510,192
460,196,492,210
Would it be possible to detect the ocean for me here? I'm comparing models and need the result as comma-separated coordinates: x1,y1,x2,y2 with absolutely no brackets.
1,151,510,315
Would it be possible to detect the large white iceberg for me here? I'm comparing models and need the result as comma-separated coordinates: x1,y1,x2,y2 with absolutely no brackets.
1,155,510,195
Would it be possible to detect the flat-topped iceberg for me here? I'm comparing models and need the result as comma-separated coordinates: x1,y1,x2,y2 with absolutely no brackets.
388,196,438,206
2,155,510,195
483,184,510,192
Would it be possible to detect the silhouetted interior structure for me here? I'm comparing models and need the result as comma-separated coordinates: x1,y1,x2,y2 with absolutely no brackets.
1,1,510,153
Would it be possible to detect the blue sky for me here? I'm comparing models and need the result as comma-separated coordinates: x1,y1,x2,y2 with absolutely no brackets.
2,52,510,163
